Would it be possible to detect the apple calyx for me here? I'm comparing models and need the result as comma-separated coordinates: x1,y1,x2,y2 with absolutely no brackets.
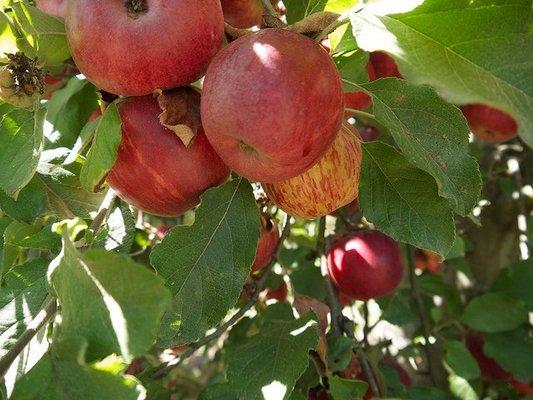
0,53,45,108
156,87,202,147
125,0,148,18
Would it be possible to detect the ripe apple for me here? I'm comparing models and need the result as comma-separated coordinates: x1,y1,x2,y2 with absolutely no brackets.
266,280,288,302
221,0,263,28
65,0,224,96
414,250,442,274
35,0,66,17
510,379,533,395
201,28,344,183
344,62,375,116
465,331,511,381
460,104,518,143
370,52,402,79
106,94,230,217
359,126,380,142
327,231,404,300
263,124,361,219
252,215,280,271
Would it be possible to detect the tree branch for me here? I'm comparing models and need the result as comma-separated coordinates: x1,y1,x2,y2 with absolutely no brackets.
0,298,57,381
260,0,277,17
153,215,292,379
314,4,364,42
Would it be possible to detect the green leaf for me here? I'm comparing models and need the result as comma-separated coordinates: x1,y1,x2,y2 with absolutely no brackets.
492,260,533,310
4,219,60,256
285,0,358,24
281,248,326,301
10,1,70,67
0,107,45,198
329,376,368,400
48,235,171,362
45,77,99,148
93,203,135,254
362,79,481,215
0,258,48,358
2,220,42,275
444,341,480,380
198,383,238,400
448,374,478,400
351,0,533,147
405,386,454,400
150,178,260,344
462,292,527,333
327,336,353,372
377,289,417,326
0,11,20,59
226,304,318,400
10,337,145,400
334,49,370,90
484,327,533,382
80,103,121,192
359,141,455,256
0,178,47,223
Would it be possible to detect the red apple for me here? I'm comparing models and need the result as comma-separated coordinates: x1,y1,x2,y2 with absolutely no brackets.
465,331,511,381
414,250,442,274
339,292,354,307
460,104,518,143
332,198,360,218
359,126,380,142
106,94,230,217
221,0,263,28
201,28,344,183
510,379,533,395
266,280,288,302
344,63,375,116
65,0,224,96
35,0,66,17
370,52,402,79
263,124,362,219
327,231,404,300
251,215,280,271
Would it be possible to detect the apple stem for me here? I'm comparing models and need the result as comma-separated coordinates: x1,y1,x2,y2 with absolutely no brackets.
125,0,148,18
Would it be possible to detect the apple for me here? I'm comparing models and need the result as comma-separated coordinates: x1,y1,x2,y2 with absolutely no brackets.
327,231,404,300
359,126,380,142
35,0,66,17
465,331,511,381
221,0,263,28
266,280,288,302
460,104,518,143
0,54,44,108
263,124,361,219
251,215,280,271
370,52,402,79
344,63,375,116
65,0,224,96
201,28,344,183
414,250,442,274
510,379,533,395
106,94,230,217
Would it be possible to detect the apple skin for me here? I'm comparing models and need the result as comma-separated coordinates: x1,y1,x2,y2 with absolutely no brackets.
344,63,375,116
221,0,263,28
359,126,380,142
370,52,402,79
251,216,280,271
266,280,288,302
414,250,442,274
263,124,362,219
65,0,224,96
35,0,66,17
327,231,404,300
106,95,230,217
465,331,511,381
460,104,517,143
511,379,533,395
201,28,344,183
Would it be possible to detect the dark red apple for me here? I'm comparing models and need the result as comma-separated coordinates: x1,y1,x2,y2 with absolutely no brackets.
510,379,533,395
359,126,380,142
263,124,362,219
201,28,344,183
106,94,230,217
35,0,66,17
370,52,402,79
266,280,288,302
465,331,511,381
65,0,224,96
460,104,518,143
251,215,280,272
327,231,404,300
221,0,263,28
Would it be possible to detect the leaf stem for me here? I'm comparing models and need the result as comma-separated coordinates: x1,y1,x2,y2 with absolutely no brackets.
152,215,292,379
89,189,117,235
344,108,375,120
0,298,57,381
314,4,364,42
260,0,277,17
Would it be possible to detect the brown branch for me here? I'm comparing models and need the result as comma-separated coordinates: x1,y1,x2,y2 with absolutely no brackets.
152,216,292,379
0,298,57,381
89,189,117,235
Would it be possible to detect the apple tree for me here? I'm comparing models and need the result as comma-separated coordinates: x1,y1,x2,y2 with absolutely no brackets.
0,0,531,399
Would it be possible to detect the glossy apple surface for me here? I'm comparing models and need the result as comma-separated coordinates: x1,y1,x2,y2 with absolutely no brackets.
65,0,224,96
107,95,230,216
327,231,404,300
460,104,518,143
221,0,263,28
252,216,280,271
201,28,344,183
264,124,361,219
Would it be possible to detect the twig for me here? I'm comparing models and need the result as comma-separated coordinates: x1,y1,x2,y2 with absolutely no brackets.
406,246,443,388
363,301,371,345
314,4,364,42
260,0,277,17
152,216,292,379
89,189,117,235
0,298,57,381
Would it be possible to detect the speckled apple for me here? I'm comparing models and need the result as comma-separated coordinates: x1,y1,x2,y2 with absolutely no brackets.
201,28,344,183
65,0,224,96
106,94,230,217
327,231,404,300
263,124,361,219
